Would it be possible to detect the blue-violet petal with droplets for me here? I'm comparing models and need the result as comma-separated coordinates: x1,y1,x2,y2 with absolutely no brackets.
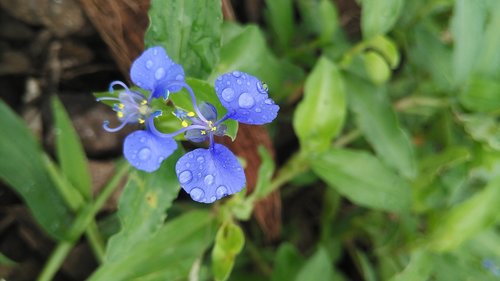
130,46,185,99
175,144,246,203
124,130,177,172
214,71,279,125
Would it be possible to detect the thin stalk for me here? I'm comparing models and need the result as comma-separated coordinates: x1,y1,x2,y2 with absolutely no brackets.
37,161,129,281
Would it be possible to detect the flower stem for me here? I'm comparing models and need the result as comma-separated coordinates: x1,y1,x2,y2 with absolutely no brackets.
37,161,129,281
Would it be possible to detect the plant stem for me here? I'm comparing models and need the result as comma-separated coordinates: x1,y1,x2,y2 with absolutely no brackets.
37,161,129,281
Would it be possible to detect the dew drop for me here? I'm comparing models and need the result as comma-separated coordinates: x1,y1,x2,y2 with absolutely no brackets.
158,156,164,163
140,137,146,143
255,107,262,113
189,154,194,159
217,76,222,81
138,147,151,160
216,185,228,199
237,79,242,85
257,81,268,94
153,48,159,55
221,88,235,102
196,156,205,163
178,170,193,184
146,60,153,69
185,163,191,168
232,71,241,77
176,74,183,81
209,196,216,203
204,174,214,185
189,187,204,201
155,67,165,80
238,93,255,108
264,98,274,105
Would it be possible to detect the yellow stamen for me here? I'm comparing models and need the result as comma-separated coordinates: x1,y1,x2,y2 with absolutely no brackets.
117,112,124,118
118,103,124,109
141,100,147,105
201,130,206,135
181,120,189,127
187,111,195,117
211,126,217,131
138,118,145,124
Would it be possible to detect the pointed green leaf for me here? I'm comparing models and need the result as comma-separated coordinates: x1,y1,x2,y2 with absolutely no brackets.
459,76,500,113
104,148,183,262
0,101,74,240
293,57,346,152
265,0,294,51
52,96,92,200
145,0,222,78
428,175,500,251
295,247,334,281
346,75,417,179
312,148,411,213
361,0,404,39
271,243,305,281
89,210,216,281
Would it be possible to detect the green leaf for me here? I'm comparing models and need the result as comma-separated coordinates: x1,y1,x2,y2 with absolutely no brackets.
296,0,338,41
211,25,304,101
89,210,215,281
212,222,245,281
295,247,334,281
144,0,222,78
427,175,500,251
476,1,500,76
389,251,434,281
312,148,411,213
104,148,183,262
253,146,276,198
265,0,294,51
169,77,239,140
459,76,500,113
346,75,417,179
461,114,500,150
451,0,487,83
0,101,74,240
52,96,92,200
271,243,305,281
0,252,16,266
361,0,404,39
293,57,346,152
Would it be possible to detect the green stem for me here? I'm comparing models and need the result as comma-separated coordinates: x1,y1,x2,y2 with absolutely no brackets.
37,161,129,281
85,222,105,263
37,241,74,281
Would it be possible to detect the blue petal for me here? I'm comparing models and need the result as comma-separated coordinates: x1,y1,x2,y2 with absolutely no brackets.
130,46,185,99
214,71,279,125
199,102,217,121
175,144,246,203
185,129,208,143
123,130,177,172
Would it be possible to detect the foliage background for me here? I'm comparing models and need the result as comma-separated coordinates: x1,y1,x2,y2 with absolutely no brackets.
1,0,500,280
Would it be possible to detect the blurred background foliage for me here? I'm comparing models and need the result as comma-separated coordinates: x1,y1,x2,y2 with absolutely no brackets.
1,0,500,280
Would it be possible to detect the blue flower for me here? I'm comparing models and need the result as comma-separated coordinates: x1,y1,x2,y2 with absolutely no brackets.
149,71,279,203
97,46,182,172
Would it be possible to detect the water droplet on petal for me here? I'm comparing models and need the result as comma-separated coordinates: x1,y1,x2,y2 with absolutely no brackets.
138,147,151,160
264,98,274,105
155,67,165,80
185,163,191,168
216,185,228,199
176,74,183,80
153,48,158,55
196,156,205,163
158,156,164,163
146,60,153,69
221,88,235,102
217,76,222,81
140,137,146,143
232,71,241,77
257,81,268,94
255,107,262,113
209,196,216,203
189,154,194,159
237,79,242,85
179,170,193,184
238,93,255,108
204,175,214,185
189,187,204,201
